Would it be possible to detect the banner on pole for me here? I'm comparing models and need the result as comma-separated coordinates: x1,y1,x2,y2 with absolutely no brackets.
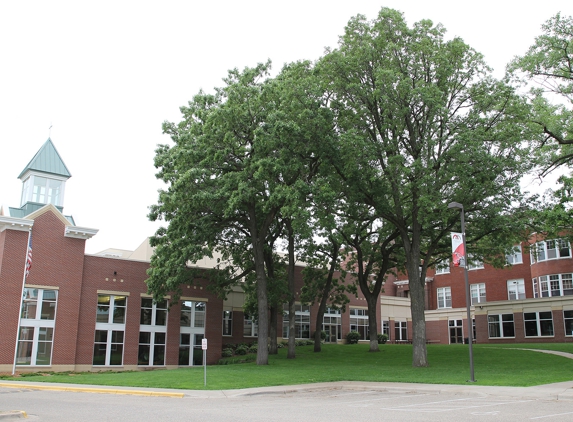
451,232,465,267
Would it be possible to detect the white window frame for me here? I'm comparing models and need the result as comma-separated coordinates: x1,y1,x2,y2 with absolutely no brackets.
16,288,58,366
179,300,207,366
564,310,573,337
538,274,573,297
394,320,408,342
282,304,311,339
437,287,452,309
531,239,571,263
507,279,526,300
488,313,515,338
243,314,258,337
435,260,450,275
222,310,233,336
94,294,127,366
467,255,484,271
506,245,523,265
349,308,369,340
470,283,486,305
524,311,554,337
138,298,168,366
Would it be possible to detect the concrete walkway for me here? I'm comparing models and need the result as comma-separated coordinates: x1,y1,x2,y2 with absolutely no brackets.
1,378,572,402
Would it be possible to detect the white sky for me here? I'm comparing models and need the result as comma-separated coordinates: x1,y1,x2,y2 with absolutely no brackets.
1,1,571,254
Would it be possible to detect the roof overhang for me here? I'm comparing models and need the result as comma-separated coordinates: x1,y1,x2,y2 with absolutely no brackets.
0,216,34,232
65,226,99,240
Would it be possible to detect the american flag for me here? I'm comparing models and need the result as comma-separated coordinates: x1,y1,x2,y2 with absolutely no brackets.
25,234,32,278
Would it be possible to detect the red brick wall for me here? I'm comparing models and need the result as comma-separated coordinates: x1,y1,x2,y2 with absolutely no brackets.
0,229,29,366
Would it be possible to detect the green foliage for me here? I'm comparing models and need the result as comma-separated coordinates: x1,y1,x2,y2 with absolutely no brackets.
221,348,234,358
346,331,361,344
377,333,388,344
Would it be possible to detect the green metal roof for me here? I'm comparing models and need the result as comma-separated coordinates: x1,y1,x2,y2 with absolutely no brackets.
18,138,71,179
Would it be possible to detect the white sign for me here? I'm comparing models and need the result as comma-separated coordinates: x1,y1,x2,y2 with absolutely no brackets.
201,338,208,350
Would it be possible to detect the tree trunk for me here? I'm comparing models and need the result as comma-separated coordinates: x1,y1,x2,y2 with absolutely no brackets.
367,294,380,352
287,220,296,359
405,252,428,367
252,231,269,365
269,305,278,354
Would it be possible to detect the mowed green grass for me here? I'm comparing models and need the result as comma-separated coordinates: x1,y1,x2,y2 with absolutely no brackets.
3,343,573,390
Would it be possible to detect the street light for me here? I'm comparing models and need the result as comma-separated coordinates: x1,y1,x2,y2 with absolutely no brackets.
448,201,476,383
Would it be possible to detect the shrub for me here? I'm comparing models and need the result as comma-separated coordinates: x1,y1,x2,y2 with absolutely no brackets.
377,333,388,344
346,331,361,344
235,345,248,355
221,348,234,358
247,344,258,354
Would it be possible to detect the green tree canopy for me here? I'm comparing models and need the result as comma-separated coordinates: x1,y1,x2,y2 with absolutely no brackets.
319,8,534,366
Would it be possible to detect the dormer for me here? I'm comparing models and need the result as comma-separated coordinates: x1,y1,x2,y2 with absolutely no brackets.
9,139,72,219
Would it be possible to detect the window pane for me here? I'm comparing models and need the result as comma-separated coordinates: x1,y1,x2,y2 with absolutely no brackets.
155,309,167,326
41,300,56,320
138,345,150,365
140,308,152,325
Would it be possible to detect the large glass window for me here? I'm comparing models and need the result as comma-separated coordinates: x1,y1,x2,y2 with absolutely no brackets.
322,308,341,342
507,279,526,300
564,310,573,337
179,300,206,366
394,321,407,342
222,310,233,336
16,288,57,366
93,294,127,366
470,283,486,305
437,287,452,309
349,308,369,340
531,240,571,263
537,274,573,297
243,314,258,337
138,298,168,366
488,314,515,338
524,311,554,337
449,319,463,344
282,304,310,339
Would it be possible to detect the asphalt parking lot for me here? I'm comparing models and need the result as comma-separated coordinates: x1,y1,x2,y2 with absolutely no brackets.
1,380,573,421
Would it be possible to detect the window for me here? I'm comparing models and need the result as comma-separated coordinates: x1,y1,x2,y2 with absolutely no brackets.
507,279,526,300
506,245,523,265
381,320,390,342
93,294,127,366
435,261,450,275
16,288,57,366
488,314,515,338
470,283,486,305
282,304,310,339
467,256,484,271
394,321,407,342
179,300,206,366
533,278,539,298
27,176,63,206
538,274,573,297
531,240,571,263
564,310,573,337
323,308,341,342
243,314,258,337
138,298,168,366
449,319,463,344
524,311,554,337
222,310,232,336
437,287,452,309
349,308,369,340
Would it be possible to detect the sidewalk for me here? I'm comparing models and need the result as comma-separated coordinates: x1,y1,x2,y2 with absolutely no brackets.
1,379,573,401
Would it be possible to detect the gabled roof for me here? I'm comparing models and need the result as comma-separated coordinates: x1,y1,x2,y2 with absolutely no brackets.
18,138,71,179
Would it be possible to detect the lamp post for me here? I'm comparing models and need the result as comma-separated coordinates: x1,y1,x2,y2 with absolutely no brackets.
448,201,476,383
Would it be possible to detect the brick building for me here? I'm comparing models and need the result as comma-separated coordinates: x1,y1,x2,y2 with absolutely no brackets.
1,139,572,373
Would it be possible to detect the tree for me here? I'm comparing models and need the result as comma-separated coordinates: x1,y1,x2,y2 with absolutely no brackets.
320,8,533,366
148,62,286,365
510,13,573,172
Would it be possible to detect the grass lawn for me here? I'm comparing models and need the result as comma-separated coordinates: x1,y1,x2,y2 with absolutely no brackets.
2,343,573,390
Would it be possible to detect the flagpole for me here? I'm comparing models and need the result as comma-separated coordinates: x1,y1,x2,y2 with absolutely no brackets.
12,230,32,375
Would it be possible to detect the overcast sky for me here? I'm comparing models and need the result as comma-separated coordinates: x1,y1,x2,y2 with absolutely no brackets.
1,1,571,254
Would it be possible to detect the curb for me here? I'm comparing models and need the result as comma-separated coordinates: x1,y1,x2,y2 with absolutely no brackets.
0,383,183,398
0,411,27,420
